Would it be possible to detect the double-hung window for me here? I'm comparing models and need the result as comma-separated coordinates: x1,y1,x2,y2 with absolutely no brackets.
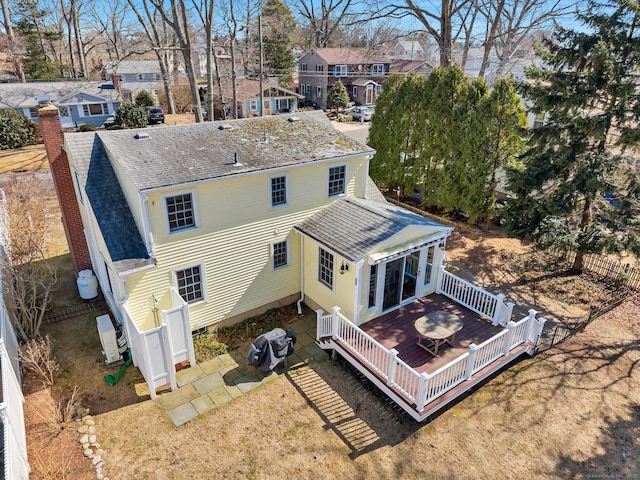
271,175,287,206
165,192,196,233
318,248,334,289
334,65,348,77
328,165,346,197
300,63,308,71
272,240,289,269
371,64,385,75
175,265,204,304
83,103,108,116
316,86,322,99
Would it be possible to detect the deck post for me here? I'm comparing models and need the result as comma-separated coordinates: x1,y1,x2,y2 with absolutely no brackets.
503,321,516,355
502,302,515,326
435,265,445,294
416,372,430,411
331,306,341,340
386,348,399,387
465,343,478,379
529,316,547,346
524,309,538,343
492,294,506,326
315,309,324,341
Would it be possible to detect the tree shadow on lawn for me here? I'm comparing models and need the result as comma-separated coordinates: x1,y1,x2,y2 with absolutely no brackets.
284,358,425,459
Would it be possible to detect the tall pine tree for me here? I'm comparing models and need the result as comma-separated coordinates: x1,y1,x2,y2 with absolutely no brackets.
506,0,640,269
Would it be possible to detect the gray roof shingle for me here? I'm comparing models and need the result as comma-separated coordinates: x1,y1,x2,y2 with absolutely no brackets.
0,81,120,108
295,197,450,262
97,111,374,192
65,132,153,274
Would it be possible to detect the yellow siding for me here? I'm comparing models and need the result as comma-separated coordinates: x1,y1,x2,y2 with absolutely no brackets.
302,237,356,320
125,155,369,331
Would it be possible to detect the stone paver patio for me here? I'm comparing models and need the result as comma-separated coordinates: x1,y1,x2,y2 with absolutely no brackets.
158,314,327,426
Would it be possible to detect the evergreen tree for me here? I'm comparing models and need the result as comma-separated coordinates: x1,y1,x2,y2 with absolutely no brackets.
0,109,36,149
114,103,148,129
326,80,350,112
261,0,296,86
135,90,155,108
14,0,63,78
506,0,640,269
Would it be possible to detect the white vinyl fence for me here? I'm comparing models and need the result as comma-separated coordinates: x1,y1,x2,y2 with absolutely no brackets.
0,243,30,479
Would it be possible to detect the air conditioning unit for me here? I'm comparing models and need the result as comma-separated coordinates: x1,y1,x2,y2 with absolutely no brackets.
96,314,122,365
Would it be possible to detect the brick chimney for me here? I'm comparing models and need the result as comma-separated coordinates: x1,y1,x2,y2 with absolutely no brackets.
38,105,92,274
112,74,121,94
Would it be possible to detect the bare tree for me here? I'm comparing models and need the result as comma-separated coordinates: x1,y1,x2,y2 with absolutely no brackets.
192,0,216,121
296,0,360,48
127,0,178,113
1,175,57,343
0,0,26,81
151,0,204,122
476,0,573,79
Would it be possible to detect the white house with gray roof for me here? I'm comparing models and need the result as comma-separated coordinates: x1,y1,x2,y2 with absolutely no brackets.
0,81,121,127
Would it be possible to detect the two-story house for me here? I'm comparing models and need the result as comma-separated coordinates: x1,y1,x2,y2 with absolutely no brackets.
39,107,456,397
39,106,545,420
103,60,163,102
297,48,394,109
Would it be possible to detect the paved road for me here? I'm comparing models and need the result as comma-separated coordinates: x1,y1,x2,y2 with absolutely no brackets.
331,121,371,145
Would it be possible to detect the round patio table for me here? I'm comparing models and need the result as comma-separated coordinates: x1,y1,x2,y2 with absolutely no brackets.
414,311,464,356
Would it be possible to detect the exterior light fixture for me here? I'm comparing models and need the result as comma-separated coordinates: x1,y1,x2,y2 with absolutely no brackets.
340,261,349,274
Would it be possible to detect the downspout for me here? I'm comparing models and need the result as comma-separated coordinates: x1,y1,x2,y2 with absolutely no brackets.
296,234,305,314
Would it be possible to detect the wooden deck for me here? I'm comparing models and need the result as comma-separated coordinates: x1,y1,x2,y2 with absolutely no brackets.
360,294,506,374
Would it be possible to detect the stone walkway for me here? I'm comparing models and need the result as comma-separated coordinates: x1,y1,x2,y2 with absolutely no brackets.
157,314,327,427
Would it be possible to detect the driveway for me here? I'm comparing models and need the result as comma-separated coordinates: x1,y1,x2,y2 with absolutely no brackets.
331,120,371,145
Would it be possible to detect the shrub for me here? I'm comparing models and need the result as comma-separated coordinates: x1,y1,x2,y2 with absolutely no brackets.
79,124,96,132
114,102,148,128
193,332,229,363
134,90,155,108
0,108,37,149
18,335,59,386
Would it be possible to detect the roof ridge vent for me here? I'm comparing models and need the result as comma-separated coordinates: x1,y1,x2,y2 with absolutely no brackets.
134,132,150,140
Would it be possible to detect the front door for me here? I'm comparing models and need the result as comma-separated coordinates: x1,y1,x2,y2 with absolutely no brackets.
365,85,374,105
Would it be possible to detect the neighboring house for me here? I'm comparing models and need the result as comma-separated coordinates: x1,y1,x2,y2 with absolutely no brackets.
298,48,394,109
0,81,121,128
39,108,546,421
221,78,303,117
385,39,427,60
389,59,433,77
103,60,163,102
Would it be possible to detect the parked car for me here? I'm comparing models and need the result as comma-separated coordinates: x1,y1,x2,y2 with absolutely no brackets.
351,107,372,122
146,107,165,124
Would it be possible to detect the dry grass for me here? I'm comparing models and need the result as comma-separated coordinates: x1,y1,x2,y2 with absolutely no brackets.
7,143,639,479
0,144,48,173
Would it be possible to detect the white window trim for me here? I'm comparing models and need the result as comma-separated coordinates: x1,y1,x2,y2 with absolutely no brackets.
271,239,290,270
328,163,348,198
316,86,322,99
353,86,358,97
162,189,199,235
371,63,384,75
270,173,289,207
173,262,207,305
250,99,258,111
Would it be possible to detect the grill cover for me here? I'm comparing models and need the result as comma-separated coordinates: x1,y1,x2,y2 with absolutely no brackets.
247,328,297,372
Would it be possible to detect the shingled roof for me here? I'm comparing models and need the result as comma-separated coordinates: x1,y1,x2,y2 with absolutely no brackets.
65,132,153,274
294,197,450,262
94,110,374,192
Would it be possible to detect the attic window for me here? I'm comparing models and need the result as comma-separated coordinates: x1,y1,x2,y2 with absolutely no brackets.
218,124,233,130
134,132,150,139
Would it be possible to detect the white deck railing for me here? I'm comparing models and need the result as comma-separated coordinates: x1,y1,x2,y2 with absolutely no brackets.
317,308,546,413
437,266,515,326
